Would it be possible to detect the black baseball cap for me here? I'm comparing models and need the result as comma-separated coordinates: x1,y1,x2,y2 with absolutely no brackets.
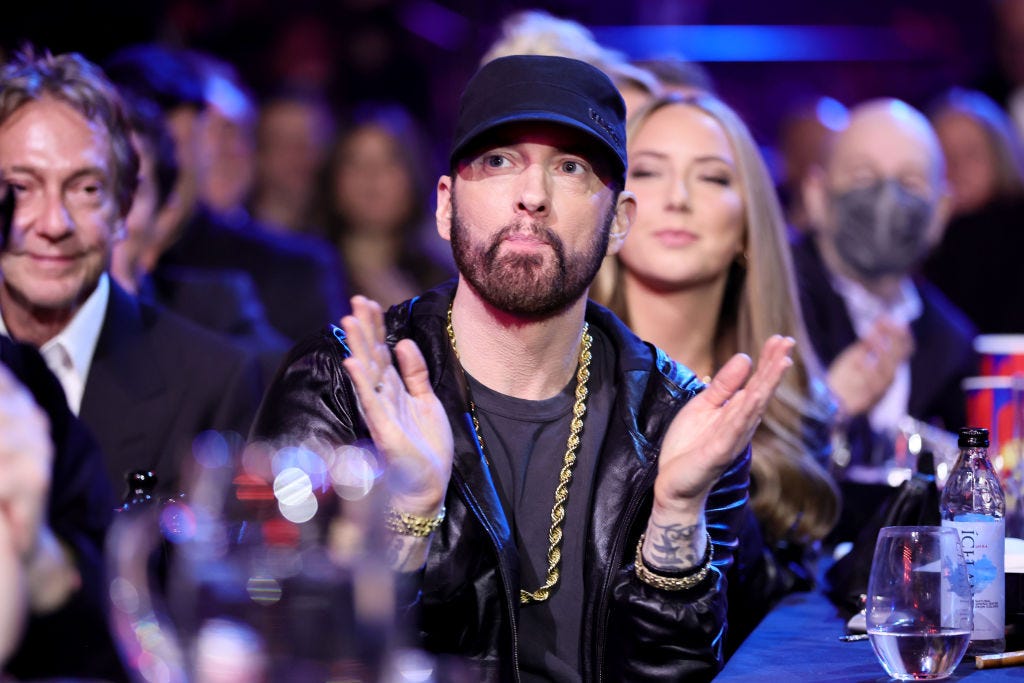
449,55,627,185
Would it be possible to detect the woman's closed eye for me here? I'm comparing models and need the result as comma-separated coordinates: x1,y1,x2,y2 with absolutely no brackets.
699,173,731,186
628,167,661,179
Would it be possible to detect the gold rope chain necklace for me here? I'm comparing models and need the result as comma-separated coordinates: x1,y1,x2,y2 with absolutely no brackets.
446,304,593,605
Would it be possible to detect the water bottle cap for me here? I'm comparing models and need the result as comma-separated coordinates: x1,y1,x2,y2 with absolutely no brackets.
957,427,989,448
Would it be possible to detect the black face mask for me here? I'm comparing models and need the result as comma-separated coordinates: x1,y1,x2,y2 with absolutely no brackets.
829,179,935,280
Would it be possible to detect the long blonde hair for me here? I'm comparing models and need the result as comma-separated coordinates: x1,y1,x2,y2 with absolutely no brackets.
593,94,840,544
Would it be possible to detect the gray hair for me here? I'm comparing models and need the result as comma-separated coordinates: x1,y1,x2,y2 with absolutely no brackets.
0,48,139,216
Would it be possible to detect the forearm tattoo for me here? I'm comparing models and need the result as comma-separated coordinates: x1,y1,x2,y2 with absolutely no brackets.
646,521,702,570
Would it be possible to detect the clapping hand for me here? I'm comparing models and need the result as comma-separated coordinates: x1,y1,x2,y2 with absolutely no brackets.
0,362,52,563
639,336,794,572
654,335,795,518
827,317,913,419
0,361,53,662
340,296,454,518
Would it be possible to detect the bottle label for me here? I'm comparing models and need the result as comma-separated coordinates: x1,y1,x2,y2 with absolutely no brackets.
942,518,1005,641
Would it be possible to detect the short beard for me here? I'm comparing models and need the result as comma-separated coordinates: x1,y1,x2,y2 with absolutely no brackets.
450,196,614,318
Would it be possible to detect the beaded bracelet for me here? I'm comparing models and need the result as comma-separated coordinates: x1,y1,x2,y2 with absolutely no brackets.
634,531,714,591
384,505,446,537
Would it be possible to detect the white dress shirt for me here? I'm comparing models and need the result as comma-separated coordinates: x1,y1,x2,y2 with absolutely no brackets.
0,274,110,415
829,272,922,436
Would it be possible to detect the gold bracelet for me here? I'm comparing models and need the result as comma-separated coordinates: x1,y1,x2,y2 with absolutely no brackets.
384,505,446,537
634,531,714,591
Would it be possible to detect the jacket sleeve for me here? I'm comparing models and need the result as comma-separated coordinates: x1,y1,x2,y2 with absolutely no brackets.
606,444,751,682
250,327,367,448
250,327,430,617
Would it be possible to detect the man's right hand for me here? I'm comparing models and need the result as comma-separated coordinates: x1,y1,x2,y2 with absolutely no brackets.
339,296,454,569
827,317,914,418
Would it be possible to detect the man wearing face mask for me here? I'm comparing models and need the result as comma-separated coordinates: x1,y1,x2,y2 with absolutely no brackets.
792,98,976,482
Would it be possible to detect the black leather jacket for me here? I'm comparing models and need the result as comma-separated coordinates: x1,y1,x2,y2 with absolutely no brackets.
252,282,751,682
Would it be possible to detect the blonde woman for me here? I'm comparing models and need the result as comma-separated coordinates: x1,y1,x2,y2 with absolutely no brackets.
592,93,840,649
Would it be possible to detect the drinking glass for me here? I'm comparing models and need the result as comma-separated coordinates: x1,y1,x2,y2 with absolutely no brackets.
866,526,973,681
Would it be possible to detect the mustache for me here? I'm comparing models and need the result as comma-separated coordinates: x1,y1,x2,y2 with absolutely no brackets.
487,222,563,254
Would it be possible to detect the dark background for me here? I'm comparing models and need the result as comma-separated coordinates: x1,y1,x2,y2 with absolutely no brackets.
0,0,1004,180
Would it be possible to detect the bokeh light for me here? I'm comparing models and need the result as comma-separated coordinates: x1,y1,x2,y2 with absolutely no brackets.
240,440,275,480
245,575,283,605
194,619,267,683
110,576,140,615
390,648,435,683
160,501,198,544
272,446,329,491
192,430,231,469
278,492,318,523
273,467,313,506
329,444,379,500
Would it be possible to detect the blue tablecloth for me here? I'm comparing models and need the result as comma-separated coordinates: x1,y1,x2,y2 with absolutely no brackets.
715,591,1022,682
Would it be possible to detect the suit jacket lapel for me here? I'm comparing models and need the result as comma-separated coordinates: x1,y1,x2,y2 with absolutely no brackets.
80,281,168,485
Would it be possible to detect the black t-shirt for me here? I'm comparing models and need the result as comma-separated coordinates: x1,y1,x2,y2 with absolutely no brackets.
465,326,613,682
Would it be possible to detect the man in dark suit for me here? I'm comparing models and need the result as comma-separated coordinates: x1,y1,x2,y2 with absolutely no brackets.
795,98,977,470
104,43,350,343
0,49,263,498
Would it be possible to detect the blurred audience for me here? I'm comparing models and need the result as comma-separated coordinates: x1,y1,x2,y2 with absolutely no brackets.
315,103,454,309
479,10,717,123
590,93,839,653
251,87,336,234
0,49,263,497
776,96,850,234
112,93,290,383
109,94,175,292
480,9,661,116
796,98,975,470
924,87,1024,332
932,87,1024,216
104,43,349,342
633,56,716,96
982,0,1024,137
192,53,258,225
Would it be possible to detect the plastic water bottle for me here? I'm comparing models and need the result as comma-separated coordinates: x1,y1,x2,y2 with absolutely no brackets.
940,427,1005,654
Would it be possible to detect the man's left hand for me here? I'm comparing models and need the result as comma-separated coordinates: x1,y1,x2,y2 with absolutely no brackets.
654,335,795,519
638,335,793,572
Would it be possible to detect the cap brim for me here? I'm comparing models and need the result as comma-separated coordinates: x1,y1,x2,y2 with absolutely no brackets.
450,110,625,174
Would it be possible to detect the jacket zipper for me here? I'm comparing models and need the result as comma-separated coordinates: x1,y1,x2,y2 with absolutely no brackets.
593,461,658,682
451,467,522,682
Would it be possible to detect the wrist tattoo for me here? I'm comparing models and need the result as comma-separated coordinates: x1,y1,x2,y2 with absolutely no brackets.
647,522,701,569
384,534,428,572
